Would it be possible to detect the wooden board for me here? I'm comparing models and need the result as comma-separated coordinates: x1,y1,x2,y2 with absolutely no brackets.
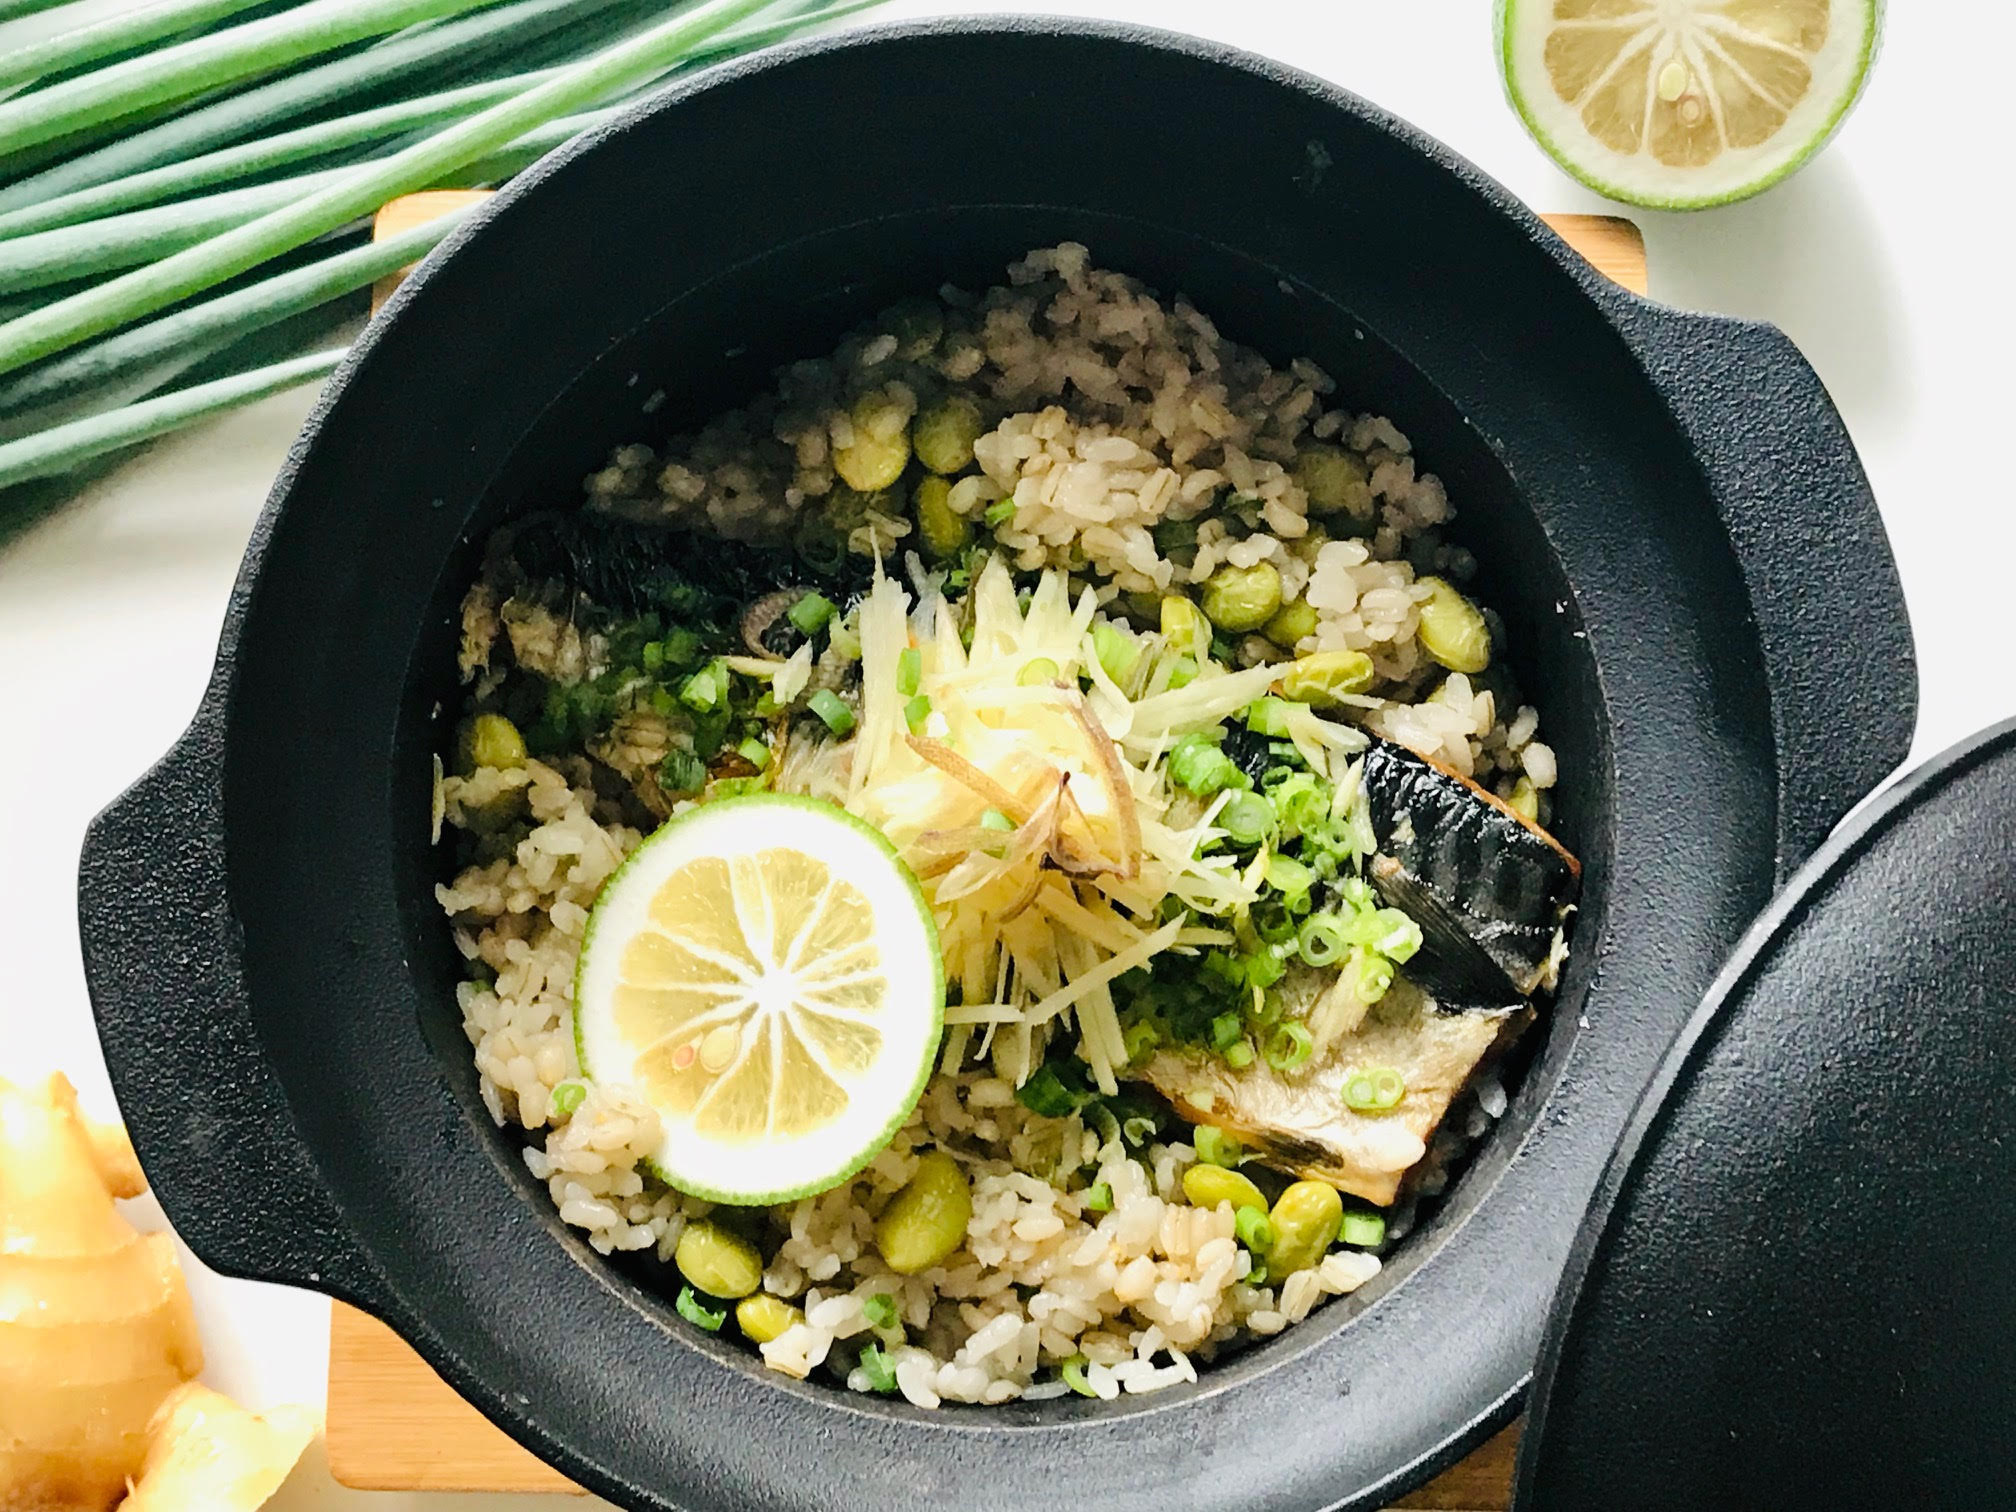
328,207,1642,1507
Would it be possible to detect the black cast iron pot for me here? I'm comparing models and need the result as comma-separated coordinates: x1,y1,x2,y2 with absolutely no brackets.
79,19,1915,1512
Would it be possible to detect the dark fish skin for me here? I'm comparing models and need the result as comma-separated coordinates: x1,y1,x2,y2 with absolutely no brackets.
1359,736,1579,1005
495,511,872,623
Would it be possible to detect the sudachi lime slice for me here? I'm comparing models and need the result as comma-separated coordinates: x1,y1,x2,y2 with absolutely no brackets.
574,793,943,1206
1497,0,1882,210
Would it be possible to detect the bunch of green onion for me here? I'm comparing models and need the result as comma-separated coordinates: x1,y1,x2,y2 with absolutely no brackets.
0,0,885,537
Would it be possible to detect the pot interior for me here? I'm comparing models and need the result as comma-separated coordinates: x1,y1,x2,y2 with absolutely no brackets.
396,205,1611,1400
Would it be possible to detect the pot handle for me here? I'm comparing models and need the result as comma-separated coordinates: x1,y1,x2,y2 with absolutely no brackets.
1616,300,1917,878
78,700,387,1310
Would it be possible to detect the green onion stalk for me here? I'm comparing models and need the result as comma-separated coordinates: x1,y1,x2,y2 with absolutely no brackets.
0,0,643,213
0,212,473,435
0,0,520,158
0,0,283,94
0,0,805,377
0,0,885,508
0,346,345,491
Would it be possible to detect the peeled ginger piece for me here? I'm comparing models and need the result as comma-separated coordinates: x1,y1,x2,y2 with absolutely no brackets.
0,1074,202,1512
120,1383,316,1512
0,1075,311,1512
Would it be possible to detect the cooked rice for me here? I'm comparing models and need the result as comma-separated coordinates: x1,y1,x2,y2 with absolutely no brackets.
435,246,1566,1404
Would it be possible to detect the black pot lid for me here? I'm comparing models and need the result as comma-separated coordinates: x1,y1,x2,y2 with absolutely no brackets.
1517,715,2016,1509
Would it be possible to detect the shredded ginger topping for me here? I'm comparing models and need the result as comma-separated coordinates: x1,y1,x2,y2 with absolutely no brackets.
777,556,1373,1092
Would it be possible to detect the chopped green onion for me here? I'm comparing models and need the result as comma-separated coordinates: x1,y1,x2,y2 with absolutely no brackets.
1297,913,1349,967
709,775,770,800
1269,772,1330,836
1060,1354,1096,1398
1339,1210,1387,1248
679,659,728,713
1018,656,1060,686
1091,621,1141,685
1223,1039,1256,1070
736,736,771,771
979,808,1015,833
1375,911,1424,963
827,618,862,659
1253,903,1299,946
896,646,922,696
1243,947,1287,991
788,591,836,636
1352,948,1396,1005
1233,1205,1275,1253
1121,1114,1158,1147
1219,791,1276,848
1265,854,1314,901
658,748,706,797
807,688,855,737
857,1342,898,1393
1082,1182,1113,1213
1193,1126,1242,1168
1264,1021,1314,1073
1341,1065,1406,1113
1016,1063,1088,1118
1121,1018,1161,1064
903,693,932,732
675,1285,725,1331
1167,732,1245,798
549,1081,585,1117
1209,1012,1243,1052
1164,654,1199,689
984,497,1016,526
1245,1263,1270,1288
1244,698,1293,737
862,1293,898,1330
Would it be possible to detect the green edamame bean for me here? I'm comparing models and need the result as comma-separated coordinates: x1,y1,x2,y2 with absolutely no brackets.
1200,562,1282,633
1415,576,1492,674
913,395,985,475
1262,599,1319,649
1181,1163,1268,1214
1159,594,1212,660
834,393,912,492
464,712,526,772
875,1151,972,1274
1279,650,1376,708
674,1220,764,1299
1268,1180,1344,1276
1293,444,1373,520
734,1293,803,1344
913,475,971,559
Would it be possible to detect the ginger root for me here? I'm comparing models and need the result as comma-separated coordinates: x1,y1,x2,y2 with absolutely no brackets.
120,1385,316,1512
0,1074,313,1512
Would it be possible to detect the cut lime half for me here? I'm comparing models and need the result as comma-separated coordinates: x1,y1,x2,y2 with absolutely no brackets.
1497,0,1882,210
574,793,943,1206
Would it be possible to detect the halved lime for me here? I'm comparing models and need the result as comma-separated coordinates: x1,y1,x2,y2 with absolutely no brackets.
574,793,943,1205
1497,0,1882,210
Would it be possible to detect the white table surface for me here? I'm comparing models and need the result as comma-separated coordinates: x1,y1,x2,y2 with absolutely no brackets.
2,2,2010,1506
